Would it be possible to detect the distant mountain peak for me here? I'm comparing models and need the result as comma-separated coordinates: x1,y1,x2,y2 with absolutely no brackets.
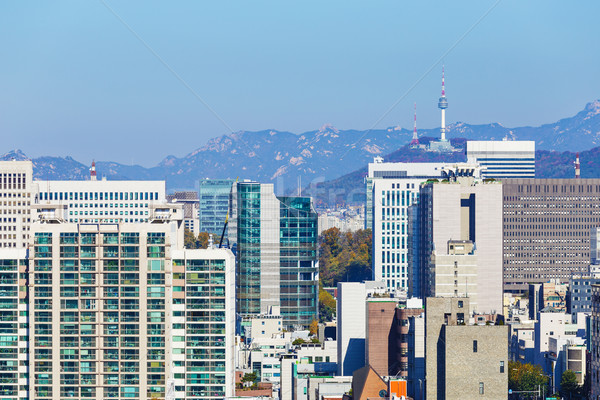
318,123,339,134
1,149,28,161
584,100,600,115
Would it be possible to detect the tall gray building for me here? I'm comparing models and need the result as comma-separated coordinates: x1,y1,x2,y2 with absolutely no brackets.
503,179,600,291
417,178,503,314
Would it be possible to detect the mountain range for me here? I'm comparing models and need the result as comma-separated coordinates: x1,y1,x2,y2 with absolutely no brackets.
3,100,600,196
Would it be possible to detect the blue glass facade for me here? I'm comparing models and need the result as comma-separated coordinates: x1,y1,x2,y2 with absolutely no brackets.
198,179,234,237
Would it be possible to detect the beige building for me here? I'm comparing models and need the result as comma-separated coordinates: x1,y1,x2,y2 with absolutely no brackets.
429,240,479,310
27,203,236,400
419,178,503,314
425,297,508,400
503,179,600,291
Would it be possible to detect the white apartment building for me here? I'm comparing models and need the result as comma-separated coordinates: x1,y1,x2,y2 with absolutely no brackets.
36,179,166,224
27,203,236,400
466,140,535,179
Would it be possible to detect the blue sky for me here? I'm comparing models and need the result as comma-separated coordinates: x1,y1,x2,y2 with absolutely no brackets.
0,1,598,166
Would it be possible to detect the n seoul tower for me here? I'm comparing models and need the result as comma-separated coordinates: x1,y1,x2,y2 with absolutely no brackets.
438,66,449,141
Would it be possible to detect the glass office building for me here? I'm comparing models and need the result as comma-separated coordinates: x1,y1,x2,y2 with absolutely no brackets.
229,182,318,329
198,179,234,239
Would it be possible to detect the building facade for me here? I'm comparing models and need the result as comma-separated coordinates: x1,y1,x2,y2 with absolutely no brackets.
229,182,318,329
36,180,166,224
198,179,234,238
367,158,479,291
466,140,535,179
27,204,235,400
425,297,508,399
590,284,600,399
0,249,29,400
0,160,35,249
418,178,504,314
166,191,200,235
503,179,600,291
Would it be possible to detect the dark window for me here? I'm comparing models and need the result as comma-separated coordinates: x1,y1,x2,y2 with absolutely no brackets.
458,300,463,308
500,361,504,373
473,340,478,352
479,382,484,395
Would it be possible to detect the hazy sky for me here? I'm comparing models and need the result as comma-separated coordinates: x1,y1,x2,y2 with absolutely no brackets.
1,1,599,166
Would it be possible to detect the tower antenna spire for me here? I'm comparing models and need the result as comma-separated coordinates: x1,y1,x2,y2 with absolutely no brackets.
438,66,449,141
410,103,419,147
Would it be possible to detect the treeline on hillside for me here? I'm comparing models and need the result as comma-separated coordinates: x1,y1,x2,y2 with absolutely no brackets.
319,228,372,287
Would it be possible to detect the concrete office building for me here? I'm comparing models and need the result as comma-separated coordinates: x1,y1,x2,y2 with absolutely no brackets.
36,179,166,224
425,297,508,399
466,140,535,179
418,178,503,314
0,160,35,249
569,275,600,320
229,181,318,329
428,240,480,310
198,178,234,238
503,179,600,291
366,157,479,291
28,203,235,400
166,191,200,235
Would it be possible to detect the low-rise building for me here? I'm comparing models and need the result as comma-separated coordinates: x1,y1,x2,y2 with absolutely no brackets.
425,297,508,399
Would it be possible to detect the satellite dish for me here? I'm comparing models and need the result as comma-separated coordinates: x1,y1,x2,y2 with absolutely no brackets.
379,389,388,397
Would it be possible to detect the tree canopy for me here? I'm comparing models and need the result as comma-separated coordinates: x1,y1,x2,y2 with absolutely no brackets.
560,369,580,399
508,361,548,399
318,228,372,287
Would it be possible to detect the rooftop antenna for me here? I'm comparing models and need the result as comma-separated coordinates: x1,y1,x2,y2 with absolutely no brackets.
575,152,581,179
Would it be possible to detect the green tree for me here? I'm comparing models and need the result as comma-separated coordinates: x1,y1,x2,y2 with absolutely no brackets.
318,287,336,322
241,372,257,383
197,232,210,249
184,229,198,249
560,369,580,399
318,228,372,287
292,338,305,346
508,361,548,399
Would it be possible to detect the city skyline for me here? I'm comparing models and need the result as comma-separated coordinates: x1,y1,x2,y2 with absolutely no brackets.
1,1,599,165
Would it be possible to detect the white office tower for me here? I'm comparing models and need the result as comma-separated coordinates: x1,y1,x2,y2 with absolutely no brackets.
366,158,480,291
36,179,166,224
336,281,385,376
466,140,536,179
27,203,235,400
0,160,36,248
